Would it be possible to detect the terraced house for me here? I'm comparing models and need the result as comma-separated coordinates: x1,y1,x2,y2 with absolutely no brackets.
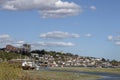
5,44,31,54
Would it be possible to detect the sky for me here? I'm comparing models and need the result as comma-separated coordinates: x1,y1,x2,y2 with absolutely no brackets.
0,0,120,60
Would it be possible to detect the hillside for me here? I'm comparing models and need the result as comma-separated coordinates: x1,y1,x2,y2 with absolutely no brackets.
0,51,25,61
0,49,120,68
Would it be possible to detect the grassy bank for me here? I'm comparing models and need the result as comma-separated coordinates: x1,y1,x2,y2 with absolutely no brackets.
26,70,101,80
1,62,119,80
0,62,23,80
50,67,120,74
0,62,45,80
0,62,101,80
0,62,44,80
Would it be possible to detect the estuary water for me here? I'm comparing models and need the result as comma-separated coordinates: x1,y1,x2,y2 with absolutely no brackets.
48,69,120,80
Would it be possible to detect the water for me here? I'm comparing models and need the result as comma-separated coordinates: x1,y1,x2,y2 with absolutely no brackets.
97,77,120,80
48,69,120,80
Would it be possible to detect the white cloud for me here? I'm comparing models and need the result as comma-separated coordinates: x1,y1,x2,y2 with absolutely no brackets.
40,0,81,18
32,41,75,47
0,34,13,43
107,35,120,41
114,36,120,46
0,0,8,4
13,40,25,47
16,40,25,44
85,33,92,37
0,34,10,39
0,34,25,46
108,35,113,41
40,31,80,39
1,0,81,18
15,40,25,45
0,0,4,4
115,41,120,45
107,34,120,46
90,6,96,11
114,36,120,41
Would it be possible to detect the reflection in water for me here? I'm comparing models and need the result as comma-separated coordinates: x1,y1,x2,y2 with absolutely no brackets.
48,69,120,80
98,77,120,80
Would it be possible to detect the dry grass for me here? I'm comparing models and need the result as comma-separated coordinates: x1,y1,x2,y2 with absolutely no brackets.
26,70,101,80
0,62,22,80
50,67,120,74
0,62,45,80
0,63,101,80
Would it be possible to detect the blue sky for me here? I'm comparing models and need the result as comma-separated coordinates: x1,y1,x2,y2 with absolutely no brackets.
0,0,120,60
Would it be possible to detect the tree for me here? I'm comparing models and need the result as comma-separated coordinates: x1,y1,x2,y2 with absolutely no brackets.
0,51,25,61
101,58,106,62
110,60,119,66
40,49,47,55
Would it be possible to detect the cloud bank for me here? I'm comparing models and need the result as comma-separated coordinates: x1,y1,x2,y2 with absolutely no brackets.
0,34,12,43
40,31,80,39
85,33,92,37
14,40,25,47
107,34,120,46
0,0,81,18
32,42,75,47
90,6,96,11
108,35,113,41
0,34,10,39
0,34,25,47
0,33,75,47
0,32,93,48
115,41,120,45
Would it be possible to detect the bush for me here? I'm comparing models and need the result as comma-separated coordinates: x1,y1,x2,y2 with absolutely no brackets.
0,62,23,80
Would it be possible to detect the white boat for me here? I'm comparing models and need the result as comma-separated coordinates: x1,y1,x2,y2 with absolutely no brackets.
22,61,35,70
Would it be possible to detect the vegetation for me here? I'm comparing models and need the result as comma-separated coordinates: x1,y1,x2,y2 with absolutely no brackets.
0,62,101,80
1,62,120,80
110,60,120,66
50,67,120,74
31,49,74,57
0,51,25,61
27,70,101,80
1,49,120,66
0,49,120,80
31,49,120,66
0,62,47,80
0,62,23,80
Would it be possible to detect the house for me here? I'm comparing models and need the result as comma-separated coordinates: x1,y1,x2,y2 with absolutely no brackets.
49,61,58,67
5,44,31,54
31,53,39,58
5,45,20,53
102,62,112,68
